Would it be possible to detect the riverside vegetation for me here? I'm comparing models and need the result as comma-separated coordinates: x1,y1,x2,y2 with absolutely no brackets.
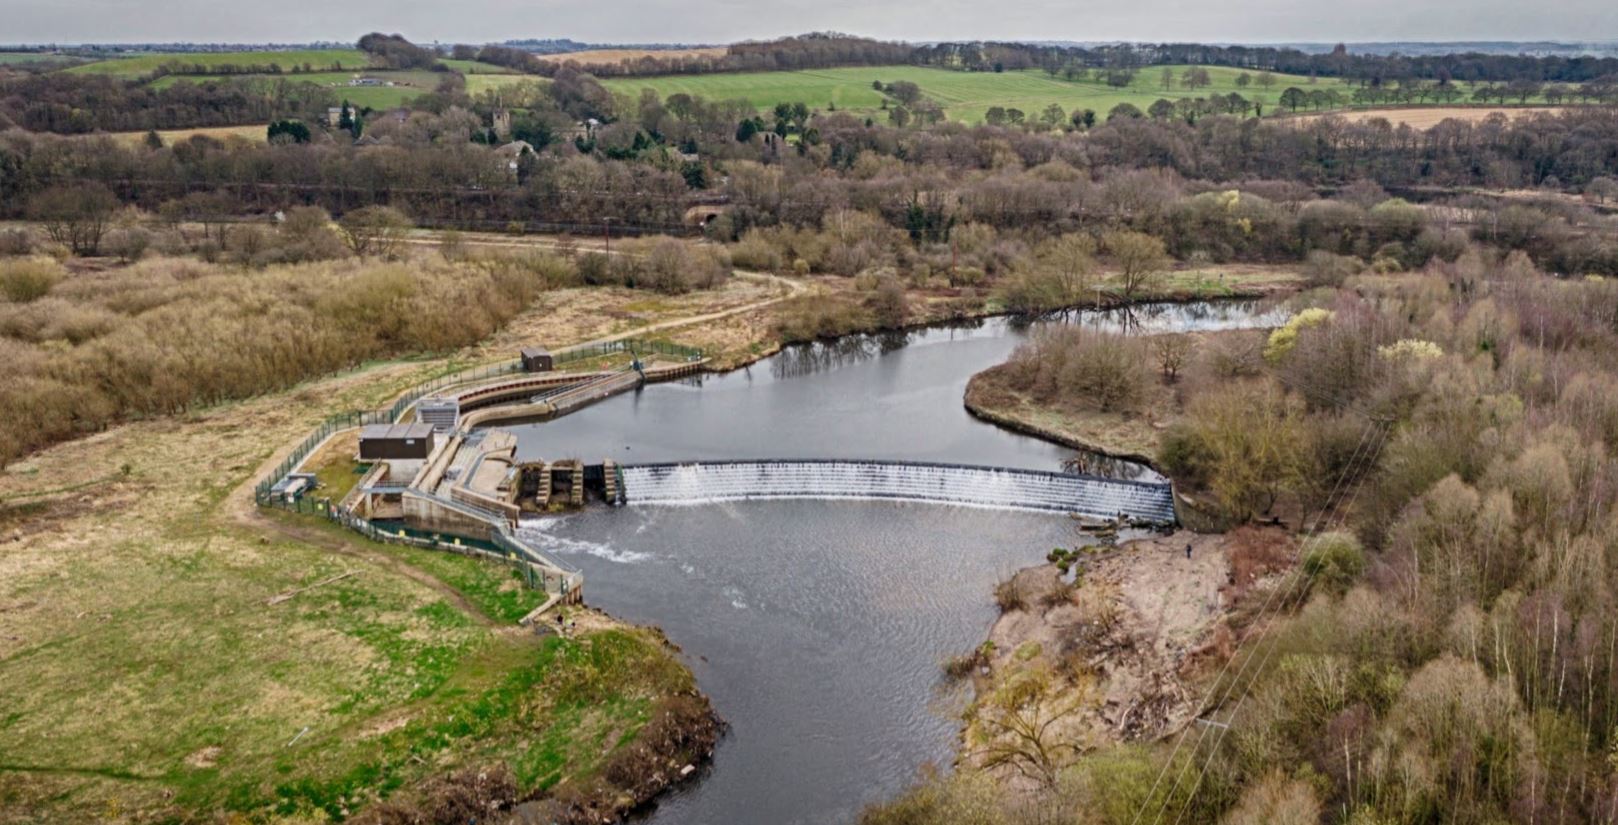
5,29,1618,825
872,247,1618,823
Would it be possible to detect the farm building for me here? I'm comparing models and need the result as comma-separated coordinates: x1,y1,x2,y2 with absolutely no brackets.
358,423,437,460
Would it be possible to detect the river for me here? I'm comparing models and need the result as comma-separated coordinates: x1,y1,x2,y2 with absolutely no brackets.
503,300,1281,823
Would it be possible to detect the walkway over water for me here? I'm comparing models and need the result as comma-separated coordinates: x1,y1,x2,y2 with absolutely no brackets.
618,459,1177,523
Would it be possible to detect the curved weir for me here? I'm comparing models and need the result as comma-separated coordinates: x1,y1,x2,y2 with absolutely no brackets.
619,459,1176,523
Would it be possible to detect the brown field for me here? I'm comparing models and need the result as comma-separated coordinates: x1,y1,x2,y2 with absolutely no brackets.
105,123,267,146
1290,106,1567,129
537,47,725,66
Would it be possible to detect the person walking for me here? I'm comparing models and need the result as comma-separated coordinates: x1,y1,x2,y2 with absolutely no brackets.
1185,542,1193,560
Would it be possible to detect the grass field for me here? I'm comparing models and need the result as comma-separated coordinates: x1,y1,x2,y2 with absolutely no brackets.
68,48,373,77
151,70,443,109
0,262,785,821
0,52,82,65
539,47,726,67
438,58,519,75
588,64,1354,123
103,123,268,146
1289,105,1569,129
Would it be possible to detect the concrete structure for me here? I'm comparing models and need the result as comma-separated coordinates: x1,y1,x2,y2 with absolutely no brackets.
359,423,436,461
415,397,461,433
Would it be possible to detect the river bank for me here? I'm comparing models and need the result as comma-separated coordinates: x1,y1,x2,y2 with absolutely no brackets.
0,275,773,823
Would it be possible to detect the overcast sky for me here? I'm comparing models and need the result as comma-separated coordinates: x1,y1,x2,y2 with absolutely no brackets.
5,0,1617,46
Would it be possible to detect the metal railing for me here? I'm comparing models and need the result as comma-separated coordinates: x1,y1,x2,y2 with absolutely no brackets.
552,338,704,366
252,335,703,601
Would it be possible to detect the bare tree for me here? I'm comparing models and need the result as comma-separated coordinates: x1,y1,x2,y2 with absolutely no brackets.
1103,230,1170,300
972,664,1098,787
29,184,118,256
1152,334,1195,382
340,206,414,258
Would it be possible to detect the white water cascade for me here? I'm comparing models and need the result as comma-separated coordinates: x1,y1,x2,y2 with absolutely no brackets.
619,460,1177,523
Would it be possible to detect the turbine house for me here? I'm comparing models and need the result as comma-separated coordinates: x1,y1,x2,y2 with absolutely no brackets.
358,423,437,461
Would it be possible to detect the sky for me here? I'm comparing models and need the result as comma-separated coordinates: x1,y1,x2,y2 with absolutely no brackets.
4,0,1617,46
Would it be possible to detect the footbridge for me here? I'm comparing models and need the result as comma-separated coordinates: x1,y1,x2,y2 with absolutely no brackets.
613,459,1177,524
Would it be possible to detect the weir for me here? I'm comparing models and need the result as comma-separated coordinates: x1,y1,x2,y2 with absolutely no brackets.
617,459,1177,524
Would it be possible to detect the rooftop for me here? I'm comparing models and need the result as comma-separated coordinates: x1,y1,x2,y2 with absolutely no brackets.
360,422,436,441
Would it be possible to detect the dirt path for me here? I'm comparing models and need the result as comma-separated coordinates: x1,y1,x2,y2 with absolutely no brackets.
222,242,804,588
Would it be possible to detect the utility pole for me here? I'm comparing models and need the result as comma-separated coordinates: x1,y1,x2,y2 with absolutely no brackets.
603,217,613,256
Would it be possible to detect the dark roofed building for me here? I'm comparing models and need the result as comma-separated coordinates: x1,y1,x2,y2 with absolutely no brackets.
521,347,553,372
359,423,437,460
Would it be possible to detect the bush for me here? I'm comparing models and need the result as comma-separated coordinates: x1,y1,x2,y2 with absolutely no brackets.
1301,531,1366,595
773,293,873,343
0,258,64,303
1004,327,1151,413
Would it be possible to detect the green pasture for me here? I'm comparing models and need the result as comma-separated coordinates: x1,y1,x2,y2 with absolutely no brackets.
590,64,1355,122
68,48,373,77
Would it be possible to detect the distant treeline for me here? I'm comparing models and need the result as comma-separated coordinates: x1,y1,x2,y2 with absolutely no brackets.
452,33,1618,86
0,72,339,133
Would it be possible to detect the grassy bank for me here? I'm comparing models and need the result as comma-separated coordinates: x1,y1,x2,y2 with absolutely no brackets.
0,264,769,822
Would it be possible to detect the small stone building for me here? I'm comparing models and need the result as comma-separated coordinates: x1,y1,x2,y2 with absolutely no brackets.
358,423,436,461
521,347,554,373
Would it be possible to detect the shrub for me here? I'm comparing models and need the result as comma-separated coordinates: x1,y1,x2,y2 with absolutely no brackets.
1004,327,1151,414
0,258,64,303
1301,531,1367,595
1264,307,1333,363
340,205,413,258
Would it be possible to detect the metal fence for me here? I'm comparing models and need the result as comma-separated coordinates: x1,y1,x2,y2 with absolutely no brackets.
266,492,574,598
553,338,704,366
252,336,701,598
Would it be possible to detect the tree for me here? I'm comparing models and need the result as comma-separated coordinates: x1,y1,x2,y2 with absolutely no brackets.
1103,230,1169,299
1256,71,1277,89
1161,66,1176,90
28,183,117,256
1151,334,1194,383
1039,102,1066,128
143,129,163,150
1236,71,1252,88
984,106,1008,126
970,663,1098,787
1279,87,1306,112
1148,98,1177,120
1586,176,1618,204
339,206,413,258
1107,102,1143,120
267,119,311,144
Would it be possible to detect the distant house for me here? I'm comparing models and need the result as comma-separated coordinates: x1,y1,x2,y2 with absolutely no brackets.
491,108,512,139
559,118,601,142
496,140,534,171
349,76,388,87
326,107,344,127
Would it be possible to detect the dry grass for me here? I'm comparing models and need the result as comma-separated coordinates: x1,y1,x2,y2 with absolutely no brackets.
0,252,763,822
104,124,267,147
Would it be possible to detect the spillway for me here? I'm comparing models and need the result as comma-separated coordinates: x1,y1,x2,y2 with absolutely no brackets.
618,459,1176,523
